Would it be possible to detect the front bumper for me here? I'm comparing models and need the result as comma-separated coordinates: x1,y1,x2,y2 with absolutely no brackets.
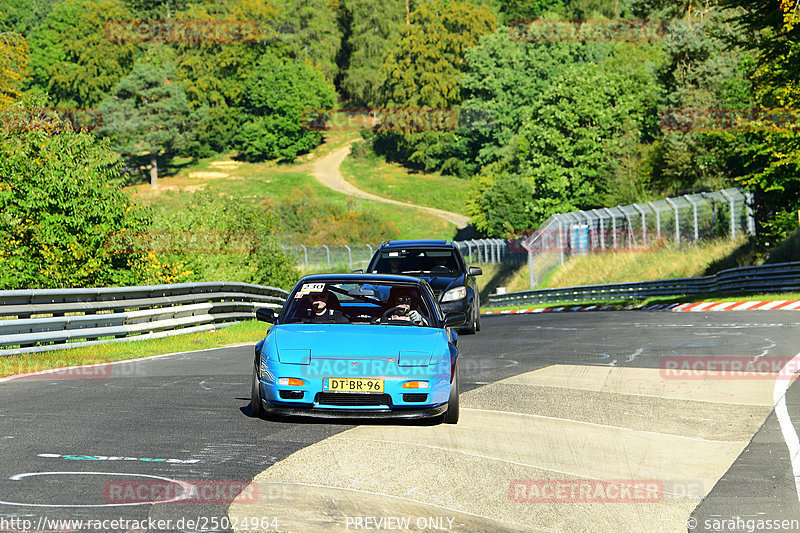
439,298,472,318
259,399,447,419
258,357,451,418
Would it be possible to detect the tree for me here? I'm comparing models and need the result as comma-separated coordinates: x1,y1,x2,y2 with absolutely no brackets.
339,0,405,105
274,0,343,83
25,0,135,108
0,31,28,109
720,0,800,241
0,96,175,289
235,53,336,161
98,57,201,186
381,0,496,108
154,191,299,289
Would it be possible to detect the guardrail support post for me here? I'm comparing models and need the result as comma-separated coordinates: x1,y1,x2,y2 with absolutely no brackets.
557,216,565,265
528,249,536,288
344,245,352,270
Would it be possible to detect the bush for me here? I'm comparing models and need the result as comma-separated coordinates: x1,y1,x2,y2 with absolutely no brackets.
0,99,177,289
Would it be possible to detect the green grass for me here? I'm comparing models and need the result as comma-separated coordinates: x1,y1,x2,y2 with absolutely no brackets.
0,320,268,378
131,138,457,242
340,153,470,215
500,238,748,294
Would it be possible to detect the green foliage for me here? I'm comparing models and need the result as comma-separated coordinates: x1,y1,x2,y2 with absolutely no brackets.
269,186,400,245
235,53,336,161
719,0,800,242
152,191,299,289
98,56,203,182
0,97,162,289
468,169,536,237
26,0,135,108
381,0,495,108
274,0,343,83
339,0,405,105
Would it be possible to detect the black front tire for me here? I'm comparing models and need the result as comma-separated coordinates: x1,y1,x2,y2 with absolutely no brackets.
443,364,459,424
251,366,265,419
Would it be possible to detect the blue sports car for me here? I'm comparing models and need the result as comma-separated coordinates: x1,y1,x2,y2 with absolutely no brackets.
251,274,466,423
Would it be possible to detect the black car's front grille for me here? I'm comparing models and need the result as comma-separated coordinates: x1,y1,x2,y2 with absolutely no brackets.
317,393,392,407
402,393,428,403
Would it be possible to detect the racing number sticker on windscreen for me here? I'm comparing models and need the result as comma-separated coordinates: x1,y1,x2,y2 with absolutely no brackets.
295,282,326,298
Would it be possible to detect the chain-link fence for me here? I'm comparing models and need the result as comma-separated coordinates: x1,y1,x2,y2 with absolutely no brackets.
281,239,525,271
520,188,755,288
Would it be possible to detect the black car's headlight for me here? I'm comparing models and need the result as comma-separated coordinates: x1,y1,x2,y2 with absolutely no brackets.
441,286,467,302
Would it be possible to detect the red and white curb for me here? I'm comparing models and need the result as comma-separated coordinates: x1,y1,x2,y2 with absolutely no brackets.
482,300,800,316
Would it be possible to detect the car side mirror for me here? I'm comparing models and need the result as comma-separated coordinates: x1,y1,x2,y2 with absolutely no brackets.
468,266,483,276
255,307,277,323
351,269,363,273
443,312,467,327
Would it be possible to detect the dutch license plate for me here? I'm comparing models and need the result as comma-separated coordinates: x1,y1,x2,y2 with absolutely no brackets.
324,378,384,393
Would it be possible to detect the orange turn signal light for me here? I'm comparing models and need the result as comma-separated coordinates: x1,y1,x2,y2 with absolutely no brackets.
402,381,429,389
278,378,305,386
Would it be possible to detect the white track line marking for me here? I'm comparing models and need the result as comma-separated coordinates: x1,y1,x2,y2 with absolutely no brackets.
773,351,800,502
0,344,252,384
0,472,193,507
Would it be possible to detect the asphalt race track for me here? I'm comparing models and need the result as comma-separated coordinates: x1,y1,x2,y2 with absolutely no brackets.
1,311,799,532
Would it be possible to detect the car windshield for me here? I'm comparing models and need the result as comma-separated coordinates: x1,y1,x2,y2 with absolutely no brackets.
370,249,460,275
282,281,434,326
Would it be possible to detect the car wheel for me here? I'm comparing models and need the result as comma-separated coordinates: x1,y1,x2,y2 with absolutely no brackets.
462,302,478,334
475,294,481,332
443,363,459,424
250,366,265,419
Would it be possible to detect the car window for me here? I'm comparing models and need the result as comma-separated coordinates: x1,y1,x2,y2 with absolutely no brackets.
282,281,435,326
370,249,461,274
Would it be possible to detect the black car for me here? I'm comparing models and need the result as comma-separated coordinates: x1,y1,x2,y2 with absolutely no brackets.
364,240,482,334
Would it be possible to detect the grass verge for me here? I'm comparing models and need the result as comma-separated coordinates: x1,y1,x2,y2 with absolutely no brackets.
0,320,268,378
340,153,470,215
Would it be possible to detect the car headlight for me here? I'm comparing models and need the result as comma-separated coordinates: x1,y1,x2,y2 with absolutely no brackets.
441,286,467,302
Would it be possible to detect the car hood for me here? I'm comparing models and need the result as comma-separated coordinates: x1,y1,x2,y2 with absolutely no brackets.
274,324,443,361
416,274,465,295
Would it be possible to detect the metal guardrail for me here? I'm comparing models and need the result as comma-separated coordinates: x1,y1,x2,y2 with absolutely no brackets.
488,262,800,307
0,282,288,356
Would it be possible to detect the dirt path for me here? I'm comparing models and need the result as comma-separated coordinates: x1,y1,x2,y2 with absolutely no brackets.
312,144,471,229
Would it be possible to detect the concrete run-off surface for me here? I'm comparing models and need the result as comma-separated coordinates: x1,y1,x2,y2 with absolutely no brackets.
230,364,777,532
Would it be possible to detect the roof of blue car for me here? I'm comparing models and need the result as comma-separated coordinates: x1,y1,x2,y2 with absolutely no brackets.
380,239,451,248
297,273,426,284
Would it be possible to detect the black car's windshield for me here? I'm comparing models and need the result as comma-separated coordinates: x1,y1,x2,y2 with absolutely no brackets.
282,281,434,326
370,249,461,275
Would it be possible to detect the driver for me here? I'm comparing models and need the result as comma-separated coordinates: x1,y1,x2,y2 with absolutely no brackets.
385,287,428,325
306,288,349,323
